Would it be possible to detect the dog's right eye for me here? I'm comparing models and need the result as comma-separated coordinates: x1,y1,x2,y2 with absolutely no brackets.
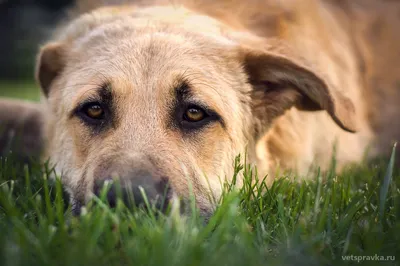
84,104,104,119
77,102,106,123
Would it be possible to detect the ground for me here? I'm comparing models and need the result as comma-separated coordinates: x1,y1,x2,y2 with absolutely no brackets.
0,83,399,266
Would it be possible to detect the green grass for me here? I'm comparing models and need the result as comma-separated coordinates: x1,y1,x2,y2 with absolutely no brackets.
0,152,399,266
0,81,41,101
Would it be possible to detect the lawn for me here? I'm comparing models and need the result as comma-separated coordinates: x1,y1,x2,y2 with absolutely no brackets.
0,81,41,101
0,83,399,266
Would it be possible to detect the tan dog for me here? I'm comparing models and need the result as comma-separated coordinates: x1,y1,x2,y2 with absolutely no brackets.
1,0,399,215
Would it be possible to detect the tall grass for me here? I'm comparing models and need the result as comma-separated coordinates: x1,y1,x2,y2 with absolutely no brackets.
0,151,399,266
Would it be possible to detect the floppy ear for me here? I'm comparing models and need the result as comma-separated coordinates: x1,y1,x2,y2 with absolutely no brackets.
241,47,358,137
35,42,65,97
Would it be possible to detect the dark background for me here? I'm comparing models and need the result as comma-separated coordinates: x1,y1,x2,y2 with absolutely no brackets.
0,0,74,81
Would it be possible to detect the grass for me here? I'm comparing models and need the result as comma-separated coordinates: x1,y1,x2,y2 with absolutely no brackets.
0,83,399,265
0,81,41,101
0,153,399,266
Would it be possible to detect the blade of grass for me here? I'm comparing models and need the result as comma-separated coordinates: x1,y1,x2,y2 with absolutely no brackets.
379,143,396,220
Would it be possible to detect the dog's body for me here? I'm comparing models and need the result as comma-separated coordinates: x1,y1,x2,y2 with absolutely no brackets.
1,0,399,215
0,99,45,162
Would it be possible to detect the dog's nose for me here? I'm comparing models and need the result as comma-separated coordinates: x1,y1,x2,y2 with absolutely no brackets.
93,175,172,210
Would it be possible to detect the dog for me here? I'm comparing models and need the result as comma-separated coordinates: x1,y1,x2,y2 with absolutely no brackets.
1,0,399,216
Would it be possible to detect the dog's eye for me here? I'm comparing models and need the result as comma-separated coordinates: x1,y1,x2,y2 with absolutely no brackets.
184,107,206,122
82,103,105,120
177,103,222,131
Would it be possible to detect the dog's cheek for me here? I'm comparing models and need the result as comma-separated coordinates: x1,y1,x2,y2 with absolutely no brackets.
185,126,235,203
190,126,231,175
45,116,90,197
68,119,104,168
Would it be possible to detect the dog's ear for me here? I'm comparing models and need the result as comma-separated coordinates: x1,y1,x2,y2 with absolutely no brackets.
240,47,358,136
35,42,65,97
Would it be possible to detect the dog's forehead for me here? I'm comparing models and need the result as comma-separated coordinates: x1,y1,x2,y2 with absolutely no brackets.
67,21,231,79
57,8,249,123
62,5,232,43
65,35,216,93
64,5,239,65
72,23,236,63
64,33,237,98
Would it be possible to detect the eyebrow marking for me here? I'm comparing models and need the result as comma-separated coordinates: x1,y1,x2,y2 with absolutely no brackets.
98,84,113,107
172,80,226,131
70,84,112,118
70,83,117,134
175,80,191,99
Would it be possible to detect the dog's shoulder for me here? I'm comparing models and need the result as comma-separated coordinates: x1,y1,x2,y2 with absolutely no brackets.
342,0,400,155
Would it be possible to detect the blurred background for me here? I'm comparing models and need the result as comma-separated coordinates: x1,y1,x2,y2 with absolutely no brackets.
0,0,74,100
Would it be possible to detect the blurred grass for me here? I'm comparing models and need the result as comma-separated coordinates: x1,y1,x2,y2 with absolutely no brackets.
0,81,41,101
0,154,399,266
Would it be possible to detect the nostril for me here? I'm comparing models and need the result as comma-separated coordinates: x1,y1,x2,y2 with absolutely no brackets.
155,176,173,211
155,176,172,195
93,180,103,197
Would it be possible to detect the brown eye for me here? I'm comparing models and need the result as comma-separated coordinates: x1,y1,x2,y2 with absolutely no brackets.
184,107,205,122
84,104,104,119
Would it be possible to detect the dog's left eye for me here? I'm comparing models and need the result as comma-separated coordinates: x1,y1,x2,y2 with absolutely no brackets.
184,107,206,122
77,102,106,123
84,103,104,119
179,104,222,131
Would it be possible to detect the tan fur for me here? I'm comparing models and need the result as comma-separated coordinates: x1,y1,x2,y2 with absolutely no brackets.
1,0,399,215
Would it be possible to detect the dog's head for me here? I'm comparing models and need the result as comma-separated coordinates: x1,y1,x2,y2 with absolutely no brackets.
35,5,357,215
